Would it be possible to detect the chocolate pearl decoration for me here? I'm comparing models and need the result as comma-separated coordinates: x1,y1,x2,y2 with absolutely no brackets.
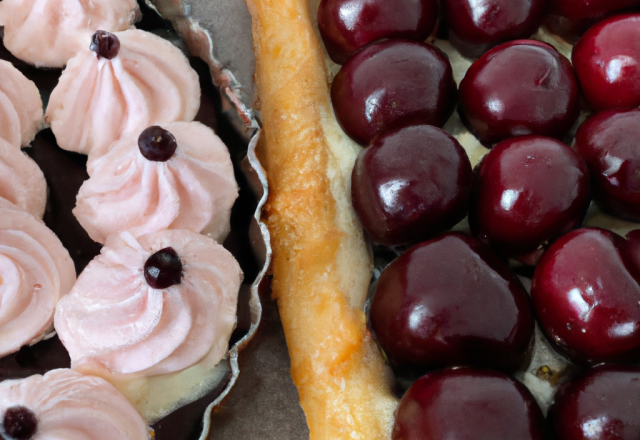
3,406,38,440
144,247,183,289
138,126,179,162
90,30,121,60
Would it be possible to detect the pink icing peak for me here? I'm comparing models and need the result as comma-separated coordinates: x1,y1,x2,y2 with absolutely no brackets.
91,30,121,60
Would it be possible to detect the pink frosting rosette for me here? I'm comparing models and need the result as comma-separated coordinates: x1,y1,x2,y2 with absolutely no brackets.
74,121,238,244
45,29,200,162
0,202,75,358
0,137,47,218
0,60,42,148
0,369,150,440
0,0,139,68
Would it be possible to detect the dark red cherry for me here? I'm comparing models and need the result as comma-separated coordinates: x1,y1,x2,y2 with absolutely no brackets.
90,30,120,60
469,136,590,261
351,125,472,246
317,0,438,64
138,126,178,162
575,109,640,221
3,406,37,440
392,368,550,440
443,0,545,59
331,39,457,146
144,247,183,289
531,228,640,365
573,14,640,111
459,40,581,146
370,233,534,371
551,0,640,21
549,365,640,440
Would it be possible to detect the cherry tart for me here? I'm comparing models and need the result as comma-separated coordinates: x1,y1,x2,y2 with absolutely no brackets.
469,135,590,262
572,14,640,111
531,227,640,365
459,40,580,146
549,364,640,440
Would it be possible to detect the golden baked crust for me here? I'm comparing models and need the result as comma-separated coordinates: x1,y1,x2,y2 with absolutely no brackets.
246,0,399,438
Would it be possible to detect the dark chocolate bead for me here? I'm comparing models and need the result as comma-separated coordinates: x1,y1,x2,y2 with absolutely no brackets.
144,247,183,289
90,31,121,60
3,406,37,440
138,126,178,162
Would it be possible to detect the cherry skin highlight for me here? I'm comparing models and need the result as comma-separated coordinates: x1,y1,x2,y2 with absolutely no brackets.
549,365,640,440
392,368,550,440
351,125,472,246
531,228,640,365
90,30,120,60
317,0,438,64
3,406,37,440
138,126,178,162
370,233,534,371
573,14,640,111
575,108,640,221
443,0,545,59
331,39,457,146
144,247,183,289
469,136,590,261
458,40,580,146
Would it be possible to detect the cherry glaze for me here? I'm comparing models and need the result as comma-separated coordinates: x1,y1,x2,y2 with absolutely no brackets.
144,247,183,289
138,126,178,162
549,365,640,440
3,406,37,440
470,136,590,261
531,228,640,365
317,0,438,64
331,39,457,146
575,109,640,221
392,368,549,440
352,125,472,246
370,233,534,371
459,40,580,146
573,14,640,111
90,31,120,60
443,0,545,59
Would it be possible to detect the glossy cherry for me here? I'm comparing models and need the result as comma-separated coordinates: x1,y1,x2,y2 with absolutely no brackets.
90,30,120,60
138,126,178,162
352,125,472,246
443,0,546,59
573,14,640,111
331,39,457,146
317,0,438,64
144,247,183,289
575,109,640,221
549,365,640,440
551,0,640,21
459,40,580,146
469,136,590,261
531,228,640,365
392,368,549,440
3,406,37,440
370,233,534,371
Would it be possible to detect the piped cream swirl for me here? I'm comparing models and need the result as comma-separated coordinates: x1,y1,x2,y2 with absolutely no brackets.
74,121,238,244
0,0,139,68
0,369,150,440
0,60,42,148
0,203,75,357
45,29,201,162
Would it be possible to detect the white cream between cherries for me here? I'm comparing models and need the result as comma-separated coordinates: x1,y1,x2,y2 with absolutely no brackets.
0,369,150,440
0,201,75,357
0,60,42,148
0,0,139,68
45,29,201,163
74,121,239,244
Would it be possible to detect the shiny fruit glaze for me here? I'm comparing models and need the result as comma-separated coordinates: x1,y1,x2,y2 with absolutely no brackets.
351,125,472,246
531,228,640,365
317,0,438,64
572,14,640,111
469,136,590,261
392,368,549,440
551,0,640,21
443,0,545,59
459,40,581,146
331,39,457,146
575,108,640,221
370,233,534,371
549,365,640,440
